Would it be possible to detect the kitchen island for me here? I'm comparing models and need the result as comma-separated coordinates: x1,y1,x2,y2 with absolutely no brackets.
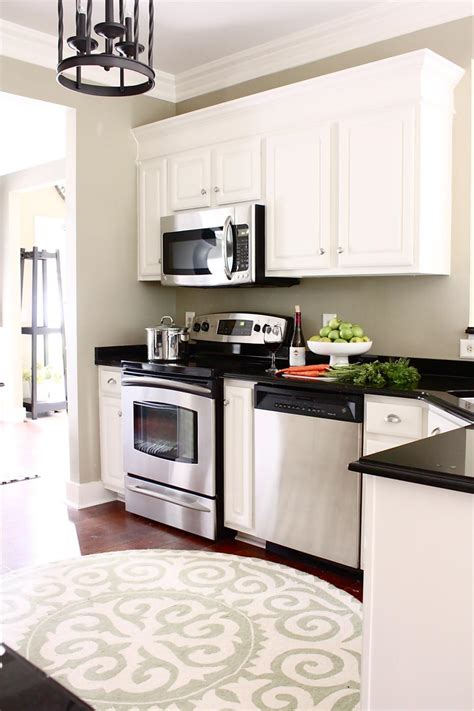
350,431,474,710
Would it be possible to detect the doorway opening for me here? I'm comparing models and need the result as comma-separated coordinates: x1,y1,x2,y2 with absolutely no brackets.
0,91,73,500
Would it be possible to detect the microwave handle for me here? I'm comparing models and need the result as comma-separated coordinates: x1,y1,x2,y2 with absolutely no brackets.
222,216,233,281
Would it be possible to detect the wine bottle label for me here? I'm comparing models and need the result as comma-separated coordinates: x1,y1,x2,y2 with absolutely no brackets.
289,347,306,366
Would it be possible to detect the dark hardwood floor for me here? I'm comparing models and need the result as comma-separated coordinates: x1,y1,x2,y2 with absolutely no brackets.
0,414,362,601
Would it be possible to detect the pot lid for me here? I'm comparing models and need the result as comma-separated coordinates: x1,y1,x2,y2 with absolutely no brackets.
146,316,188,333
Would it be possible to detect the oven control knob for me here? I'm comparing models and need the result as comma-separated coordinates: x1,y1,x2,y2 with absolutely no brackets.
254,324,261,332
193,323,201,332
201,321,210,332
263,324,270,333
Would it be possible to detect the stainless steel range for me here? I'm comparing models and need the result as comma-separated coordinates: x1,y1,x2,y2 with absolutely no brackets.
122,312,292,540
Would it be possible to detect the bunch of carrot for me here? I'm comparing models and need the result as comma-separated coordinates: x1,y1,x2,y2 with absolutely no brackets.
275,363,330,377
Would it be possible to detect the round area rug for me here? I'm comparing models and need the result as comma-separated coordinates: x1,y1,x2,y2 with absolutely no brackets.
1,550,362,710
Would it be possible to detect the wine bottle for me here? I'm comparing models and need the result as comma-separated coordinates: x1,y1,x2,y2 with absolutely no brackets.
289,305,306,366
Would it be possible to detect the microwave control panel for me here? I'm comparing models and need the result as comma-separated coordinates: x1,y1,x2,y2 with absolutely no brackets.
191,312,291,345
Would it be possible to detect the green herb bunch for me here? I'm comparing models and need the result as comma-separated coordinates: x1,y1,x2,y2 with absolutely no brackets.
327,358,420,390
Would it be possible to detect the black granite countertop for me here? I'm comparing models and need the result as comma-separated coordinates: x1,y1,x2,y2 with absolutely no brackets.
95,344,474,493
349,427,474,494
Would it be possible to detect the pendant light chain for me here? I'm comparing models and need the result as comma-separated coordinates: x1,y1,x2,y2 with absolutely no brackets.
56,0,155,97
148,0,154,68
57,0,63,63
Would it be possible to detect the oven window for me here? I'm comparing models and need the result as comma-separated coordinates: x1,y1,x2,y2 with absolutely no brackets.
133,402,197,463
162,228,220,276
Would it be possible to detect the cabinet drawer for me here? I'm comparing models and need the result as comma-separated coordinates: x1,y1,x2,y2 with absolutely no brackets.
365,400,423,438
364,435,417,456
99,367,122,397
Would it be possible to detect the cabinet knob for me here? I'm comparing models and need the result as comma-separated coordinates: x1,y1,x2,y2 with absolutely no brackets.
107,377,117,385
213,186,220,193
223,399,230,406
319,248,326,255
118,410,122,418
431,427,441,436
337,247,344,254
201,188,207,195
384,413,401,424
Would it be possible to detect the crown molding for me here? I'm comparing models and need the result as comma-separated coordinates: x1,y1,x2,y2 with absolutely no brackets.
174,1,472,101
1,3,472,105
0,19,176,103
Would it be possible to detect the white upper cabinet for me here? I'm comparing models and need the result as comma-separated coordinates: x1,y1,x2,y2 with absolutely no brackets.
169,149,211,211
169,138,262,211
212,138,261,205
265,127,331,274
133,50,463,280
137,157,167,280
337,107,416,270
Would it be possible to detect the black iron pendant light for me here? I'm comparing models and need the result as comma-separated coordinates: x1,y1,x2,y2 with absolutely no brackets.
56,0,155,96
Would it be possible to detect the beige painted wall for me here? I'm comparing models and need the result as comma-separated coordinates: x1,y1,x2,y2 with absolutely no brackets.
175,18,473,360
0,57,177,485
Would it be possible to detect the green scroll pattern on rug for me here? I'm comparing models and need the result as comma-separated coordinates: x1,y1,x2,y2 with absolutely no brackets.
1,550,362,710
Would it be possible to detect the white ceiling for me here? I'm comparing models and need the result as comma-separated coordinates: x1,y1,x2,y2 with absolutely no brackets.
0,0,403,74
0,92,66,176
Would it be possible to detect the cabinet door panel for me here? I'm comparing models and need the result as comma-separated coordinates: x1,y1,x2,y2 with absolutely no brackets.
224,382,255,533
138,158,167,280
213,138,261,205
266,127,331,273
169,150,211,210
338,107,416,268
99,396,124,495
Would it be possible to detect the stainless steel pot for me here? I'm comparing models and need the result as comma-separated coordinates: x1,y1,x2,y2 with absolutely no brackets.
146,316,189,361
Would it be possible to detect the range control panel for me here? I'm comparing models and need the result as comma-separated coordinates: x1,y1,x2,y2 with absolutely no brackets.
191,312,291,345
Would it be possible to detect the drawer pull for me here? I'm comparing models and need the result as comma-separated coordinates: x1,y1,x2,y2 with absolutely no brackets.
384,413,401,424
431,427,441,436
107,377,117,385
118,410,122,418
223,399,230,406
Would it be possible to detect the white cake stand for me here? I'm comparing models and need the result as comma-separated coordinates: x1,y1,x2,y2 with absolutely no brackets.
307,340,373,367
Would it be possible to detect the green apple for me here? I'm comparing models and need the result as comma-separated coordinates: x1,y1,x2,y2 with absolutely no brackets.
362,336,370,342
335,338,348,343
320,337,331,342
339,322,352,330
328,318,341,330
328,329,340,340
319,326,331,337
352,325,364,337
340,327,353,340
309,335,321,341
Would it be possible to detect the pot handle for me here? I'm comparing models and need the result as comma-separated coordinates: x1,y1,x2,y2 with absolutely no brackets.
160,315,175,326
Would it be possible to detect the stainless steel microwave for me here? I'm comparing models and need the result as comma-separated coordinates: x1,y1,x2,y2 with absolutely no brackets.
160,203,298,288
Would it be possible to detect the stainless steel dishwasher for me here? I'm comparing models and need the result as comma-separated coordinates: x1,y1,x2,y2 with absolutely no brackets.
254,384,363,568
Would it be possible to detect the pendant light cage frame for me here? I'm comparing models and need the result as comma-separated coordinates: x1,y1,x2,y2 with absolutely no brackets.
57,0,155,96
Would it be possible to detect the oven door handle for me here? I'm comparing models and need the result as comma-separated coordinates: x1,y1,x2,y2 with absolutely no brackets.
122,376,211,394
126,484,211,512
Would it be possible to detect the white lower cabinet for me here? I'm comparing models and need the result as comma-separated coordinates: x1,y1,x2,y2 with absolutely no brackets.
98,366,124,496
364,395,424,456
426,404,468,436
223,379,257,534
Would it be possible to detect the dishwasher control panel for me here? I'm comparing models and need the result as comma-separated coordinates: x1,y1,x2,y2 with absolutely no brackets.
255,386,363,423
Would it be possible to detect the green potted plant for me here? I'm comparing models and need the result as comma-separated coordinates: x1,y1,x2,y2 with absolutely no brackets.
22,364,65,402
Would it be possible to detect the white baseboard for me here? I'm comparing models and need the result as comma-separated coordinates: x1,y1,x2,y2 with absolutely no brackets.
235,532,267,549
66,480,117,509
0,405,26,423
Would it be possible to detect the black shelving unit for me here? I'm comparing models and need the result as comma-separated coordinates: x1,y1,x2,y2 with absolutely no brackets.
20,247,67,419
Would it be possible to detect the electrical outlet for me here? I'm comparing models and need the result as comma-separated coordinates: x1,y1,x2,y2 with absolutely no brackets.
185,311,195,329
323,313,337,326
460,339,474,358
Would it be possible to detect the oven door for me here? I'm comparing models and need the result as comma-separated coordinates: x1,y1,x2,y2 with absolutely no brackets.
161,207,238,287
122,376,215,497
